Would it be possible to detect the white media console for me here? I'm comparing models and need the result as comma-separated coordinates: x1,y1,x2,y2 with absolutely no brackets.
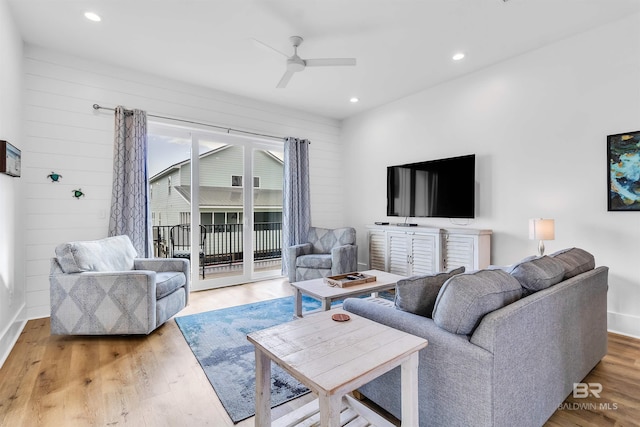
367,224,492,276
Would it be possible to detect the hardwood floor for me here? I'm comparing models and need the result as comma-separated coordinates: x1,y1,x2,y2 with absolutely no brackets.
0,278,638,426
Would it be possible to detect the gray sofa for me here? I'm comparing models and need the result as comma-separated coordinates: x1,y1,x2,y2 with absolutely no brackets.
50,235,190,335
344,247,608,427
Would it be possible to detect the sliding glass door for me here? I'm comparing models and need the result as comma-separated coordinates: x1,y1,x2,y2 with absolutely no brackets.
148,122,283,290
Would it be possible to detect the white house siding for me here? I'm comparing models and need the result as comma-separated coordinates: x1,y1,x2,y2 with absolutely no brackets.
254,150,283,191
150,145,283,227
21,45,342,320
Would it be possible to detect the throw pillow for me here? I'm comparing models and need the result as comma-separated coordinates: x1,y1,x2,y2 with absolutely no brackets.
508,255,565,292
394,266,465,317
432,269,522,335
550,247,595,279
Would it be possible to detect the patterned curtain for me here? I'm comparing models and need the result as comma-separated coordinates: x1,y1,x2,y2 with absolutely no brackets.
108,106,151,257
282,137,311,277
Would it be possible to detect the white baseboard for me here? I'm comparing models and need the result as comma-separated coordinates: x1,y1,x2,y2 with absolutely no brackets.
0,302,27,370
607,311,640,339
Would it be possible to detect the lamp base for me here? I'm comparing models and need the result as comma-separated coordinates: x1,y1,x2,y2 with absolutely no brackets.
538,240,545,257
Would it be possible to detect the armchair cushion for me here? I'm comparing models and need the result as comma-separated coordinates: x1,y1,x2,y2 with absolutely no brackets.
55,235,137,273
308,227,356,253
296,254,332,269
156,271,187,299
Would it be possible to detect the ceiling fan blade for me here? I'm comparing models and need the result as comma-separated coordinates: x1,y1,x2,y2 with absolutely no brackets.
276,69,296,88
251,37,289,58
304,58,356,67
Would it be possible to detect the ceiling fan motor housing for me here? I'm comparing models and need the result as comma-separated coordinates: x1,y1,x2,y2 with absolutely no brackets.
287,56,305,71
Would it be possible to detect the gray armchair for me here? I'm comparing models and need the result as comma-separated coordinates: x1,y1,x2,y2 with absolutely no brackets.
49,235,189,335
287,226,358,283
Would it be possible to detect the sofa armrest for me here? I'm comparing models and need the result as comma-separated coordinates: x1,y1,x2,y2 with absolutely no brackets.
50,270,156,335
331,244,358,275
287,243,312,282
343,298,494,427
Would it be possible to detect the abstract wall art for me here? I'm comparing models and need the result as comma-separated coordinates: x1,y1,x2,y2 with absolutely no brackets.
608,130,640,211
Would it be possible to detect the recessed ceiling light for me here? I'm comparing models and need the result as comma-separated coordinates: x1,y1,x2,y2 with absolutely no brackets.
84,12,102,22
350,97,359,103
452,53,465,61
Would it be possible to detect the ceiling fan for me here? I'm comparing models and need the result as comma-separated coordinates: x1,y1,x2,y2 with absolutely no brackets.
256,36,357,88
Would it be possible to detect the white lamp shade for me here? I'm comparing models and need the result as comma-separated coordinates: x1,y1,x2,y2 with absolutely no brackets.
529,218,555,240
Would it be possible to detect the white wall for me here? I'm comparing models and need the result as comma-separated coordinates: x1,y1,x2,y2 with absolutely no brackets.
22,46,344,319
0,0,25,367
342,14,640,337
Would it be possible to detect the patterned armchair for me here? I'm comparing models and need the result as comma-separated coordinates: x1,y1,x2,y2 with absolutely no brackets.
287,227,358,283
49,235,189,335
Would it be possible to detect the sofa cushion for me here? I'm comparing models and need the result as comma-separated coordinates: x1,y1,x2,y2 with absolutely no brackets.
508,255,565,292
432,269,522,335
156,271,187,299
550,247,595,279
394,267,465,317
54,235,137,273
296,254,332,269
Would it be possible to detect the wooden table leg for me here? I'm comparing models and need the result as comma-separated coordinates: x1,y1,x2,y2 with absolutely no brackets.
400,352,419,427
321,297,331,311
294,288,303,318
255,348,272,427
319,393,342,427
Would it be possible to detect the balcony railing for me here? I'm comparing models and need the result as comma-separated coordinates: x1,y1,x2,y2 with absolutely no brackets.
152,222,282,266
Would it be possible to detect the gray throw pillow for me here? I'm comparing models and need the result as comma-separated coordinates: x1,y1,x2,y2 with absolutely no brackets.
394,267,465,317
432,269,522,335
508,255,565,292
550,247,595,279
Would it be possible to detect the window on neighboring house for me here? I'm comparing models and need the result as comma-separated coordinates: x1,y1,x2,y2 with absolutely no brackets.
150,184,153,199
201,212,213,225
231,176,260,187
168,176,172,194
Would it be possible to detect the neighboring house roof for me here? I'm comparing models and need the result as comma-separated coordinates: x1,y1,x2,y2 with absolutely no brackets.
149,144,284,182
174,186,282,208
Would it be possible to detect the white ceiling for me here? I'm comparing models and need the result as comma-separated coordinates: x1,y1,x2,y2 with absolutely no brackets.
8,0,640,120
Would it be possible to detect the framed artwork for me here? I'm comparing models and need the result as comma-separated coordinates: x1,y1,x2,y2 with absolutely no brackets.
1,140,21,177
608,130,640,211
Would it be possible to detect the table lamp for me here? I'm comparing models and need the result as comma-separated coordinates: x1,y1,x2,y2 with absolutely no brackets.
529,218,555,256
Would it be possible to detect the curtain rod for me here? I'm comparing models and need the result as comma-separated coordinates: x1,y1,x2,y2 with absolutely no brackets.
92,104,296,142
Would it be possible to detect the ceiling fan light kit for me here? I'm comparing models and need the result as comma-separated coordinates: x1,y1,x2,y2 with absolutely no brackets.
273,36,357,88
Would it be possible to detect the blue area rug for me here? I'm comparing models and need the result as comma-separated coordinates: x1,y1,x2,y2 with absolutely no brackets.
175,295,322,423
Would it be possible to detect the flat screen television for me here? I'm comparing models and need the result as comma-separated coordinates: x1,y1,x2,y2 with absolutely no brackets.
387,154,475,219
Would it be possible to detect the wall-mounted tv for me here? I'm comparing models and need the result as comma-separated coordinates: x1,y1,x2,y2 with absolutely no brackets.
387,154,475,219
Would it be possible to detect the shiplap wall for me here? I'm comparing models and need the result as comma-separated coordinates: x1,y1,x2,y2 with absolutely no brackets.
0,0,25,368
23,45,344,319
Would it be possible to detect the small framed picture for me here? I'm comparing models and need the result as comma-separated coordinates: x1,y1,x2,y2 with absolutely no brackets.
1,140,21,177
607,130,640,211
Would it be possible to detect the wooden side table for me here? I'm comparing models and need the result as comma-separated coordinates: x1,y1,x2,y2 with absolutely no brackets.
247,309,428,426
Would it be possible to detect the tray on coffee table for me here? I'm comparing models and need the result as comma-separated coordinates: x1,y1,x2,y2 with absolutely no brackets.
324,272,377,288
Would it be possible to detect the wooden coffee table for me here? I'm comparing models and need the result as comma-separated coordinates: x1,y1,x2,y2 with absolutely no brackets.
247,309,428,427
291,269,406,317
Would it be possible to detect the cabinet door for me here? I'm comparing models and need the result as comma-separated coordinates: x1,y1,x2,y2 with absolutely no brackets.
388,233,410,276
368,230,387,271
410,234,438,275
444,234,475,271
